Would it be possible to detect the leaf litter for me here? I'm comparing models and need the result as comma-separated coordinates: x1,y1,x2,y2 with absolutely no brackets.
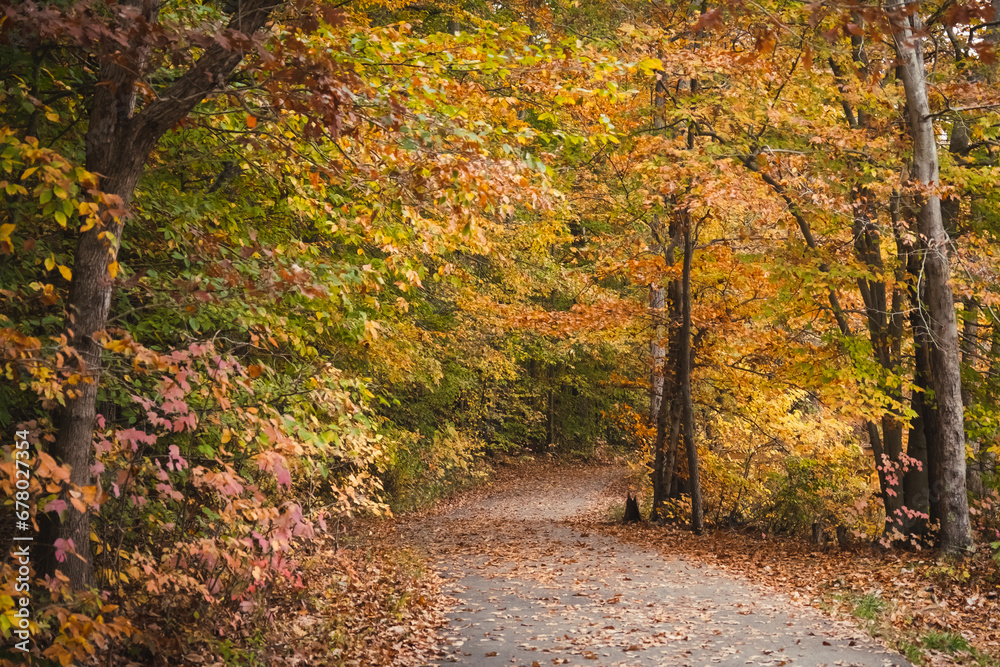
396,463,913,666
590,473,1000,665
264,461,998,666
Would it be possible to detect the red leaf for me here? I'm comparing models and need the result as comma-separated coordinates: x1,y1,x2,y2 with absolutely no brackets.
691,8,722,32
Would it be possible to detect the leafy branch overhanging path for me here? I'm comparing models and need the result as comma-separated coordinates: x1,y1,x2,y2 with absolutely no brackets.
404,465,910,667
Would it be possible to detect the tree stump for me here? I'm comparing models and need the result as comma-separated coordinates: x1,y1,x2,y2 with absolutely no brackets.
812,521,824,546
836,524,849,549
623,493,642,524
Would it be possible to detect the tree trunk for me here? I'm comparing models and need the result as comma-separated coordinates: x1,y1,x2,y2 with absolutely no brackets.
679,221,703,534
664,397,682,499
547,385,555,449
650,285,666,424
812,521,824,546
649,293,667,518
836,524,850,549
890,195,931,540
886,0,972,553
650,390,668,519
961,298,985,496
903,323,931,537
882,418,906,534
649,214,682,519
915,321,950,532
38,0,280,587
650,305,680,517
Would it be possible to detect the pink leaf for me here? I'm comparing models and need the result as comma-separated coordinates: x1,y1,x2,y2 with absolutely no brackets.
45,499,68,514
54,538,75,563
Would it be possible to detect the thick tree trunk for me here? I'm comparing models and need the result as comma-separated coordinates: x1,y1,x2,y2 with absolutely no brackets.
38,0,280,587
887,0,972,553
941,48,981,499
679,223,703,534
38,152,149,585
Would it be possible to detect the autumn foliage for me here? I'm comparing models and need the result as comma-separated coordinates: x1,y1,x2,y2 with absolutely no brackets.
1,0,1000,662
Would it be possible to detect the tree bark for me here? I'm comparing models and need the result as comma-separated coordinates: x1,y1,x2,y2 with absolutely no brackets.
547,385,555,449
650,285,666,424
892,196,931,539
905,312,933,536
38,0,281,587
679,220,703,534
886,0,972,553
961,298,985,496
664,398,682,499
649,214,682,519
650,299,681,517
650,389,668,518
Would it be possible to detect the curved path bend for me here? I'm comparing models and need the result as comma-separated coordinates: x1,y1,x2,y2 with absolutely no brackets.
406,465,909,667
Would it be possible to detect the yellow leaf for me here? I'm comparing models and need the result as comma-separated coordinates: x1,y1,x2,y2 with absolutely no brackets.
58,265,72,281
44,255,55,271
222,429,232,444
638,57,663,73
0,223,13,240
108,261,119,279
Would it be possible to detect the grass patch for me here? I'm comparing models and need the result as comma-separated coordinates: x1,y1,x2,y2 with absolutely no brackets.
607,501,625,523
898,641,925,664
921,630,971,654
853,593,887,620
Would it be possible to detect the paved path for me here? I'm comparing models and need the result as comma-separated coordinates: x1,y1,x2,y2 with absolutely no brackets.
407,465,910,667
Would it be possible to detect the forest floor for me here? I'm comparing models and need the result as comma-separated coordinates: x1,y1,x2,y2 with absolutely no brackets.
396,461,914,667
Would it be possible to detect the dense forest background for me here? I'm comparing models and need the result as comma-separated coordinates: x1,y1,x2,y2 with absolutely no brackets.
2,0,1000,662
